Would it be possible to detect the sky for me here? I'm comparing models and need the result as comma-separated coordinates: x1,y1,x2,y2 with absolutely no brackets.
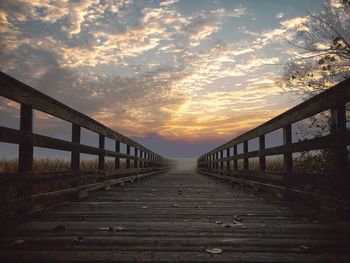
0,0,326,158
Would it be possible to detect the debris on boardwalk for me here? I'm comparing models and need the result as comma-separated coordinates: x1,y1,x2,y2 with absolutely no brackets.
1,171,350,262
206,247,223,254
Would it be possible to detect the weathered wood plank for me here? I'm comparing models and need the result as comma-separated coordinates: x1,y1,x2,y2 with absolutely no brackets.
1,171,350,262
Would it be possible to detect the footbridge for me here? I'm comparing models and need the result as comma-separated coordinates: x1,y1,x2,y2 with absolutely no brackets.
1,72,350,262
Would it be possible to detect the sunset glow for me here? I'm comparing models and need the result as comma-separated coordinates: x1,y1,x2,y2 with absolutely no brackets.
0,0,325,156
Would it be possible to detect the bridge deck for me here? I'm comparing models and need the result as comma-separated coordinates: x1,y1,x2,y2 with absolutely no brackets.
1,171,350,262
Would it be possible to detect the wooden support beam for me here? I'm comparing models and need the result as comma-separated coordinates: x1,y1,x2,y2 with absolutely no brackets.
243,141,249,170
71,123,81,170
283,125,293,187
139,150,143,168
226,148,230,172
98,134,105,171
18,104,33,173
115,140,120,169
126,144,130,169
331,104,349,198
233,145,238,170
134,148,138,169
220,150,224,172
259,135,266,172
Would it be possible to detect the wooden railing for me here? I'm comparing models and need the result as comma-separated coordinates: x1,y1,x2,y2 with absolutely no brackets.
0,71,164,173
0,71,169,218
197,78,350,199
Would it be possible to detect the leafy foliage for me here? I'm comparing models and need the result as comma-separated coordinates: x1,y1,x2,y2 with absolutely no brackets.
279,0,350,99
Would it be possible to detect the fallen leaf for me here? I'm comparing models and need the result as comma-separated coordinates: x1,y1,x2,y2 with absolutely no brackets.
74,236,84,243
215,220,223,224
114,226,126,231
142,206,148,209
234,218,243,222
98,227,110,231
206,248,222,254
300,245,309,250
173,203,180,207
10,240,24,246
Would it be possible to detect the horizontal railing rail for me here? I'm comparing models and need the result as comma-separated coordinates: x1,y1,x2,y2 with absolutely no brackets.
197,77,350,198
0,71,165,173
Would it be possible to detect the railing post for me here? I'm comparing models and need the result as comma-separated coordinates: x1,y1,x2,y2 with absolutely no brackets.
331,104,349,198
220,150,224,173
115,140,120,170
215,152,219,171
259,135,266,172
71,123,81,170
233,145,238,170
126,144,130,169
139,150,143,168
226,148,230,174
98,134,105,170
18,104,33,173
146,153,151,168
243,141,249,170
134,148,138,170
283,125,293,187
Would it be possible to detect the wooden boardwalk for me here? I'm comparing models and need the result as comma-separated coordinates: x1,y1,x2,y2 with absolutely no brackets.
1,171,350,262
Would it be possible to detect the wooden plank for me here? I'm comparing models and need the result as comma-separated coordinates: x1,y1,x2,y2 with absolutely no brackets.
18,104,33,172
331,105,350,198
70,123,80,170
115,140,120,169
0,126,139,160
259,135,266,172
283,124,293,187
98,134,105,171
243,140,248,170
207,130,350,162
2,171,350,262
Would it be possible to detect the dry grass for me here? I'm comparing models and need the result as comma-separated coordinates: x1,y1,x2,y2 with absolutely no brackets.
0,158,127,173
226,157,285,172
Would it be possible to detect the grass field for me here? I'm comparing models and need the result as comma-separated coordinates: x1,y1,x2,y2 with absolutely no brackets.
0,158,126,173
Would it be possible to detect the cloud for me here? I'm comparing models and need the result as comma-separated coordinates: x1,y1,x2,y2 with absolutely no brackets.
276,12,284,19
160,0,179,7
0,0,294,147
280,16,308,30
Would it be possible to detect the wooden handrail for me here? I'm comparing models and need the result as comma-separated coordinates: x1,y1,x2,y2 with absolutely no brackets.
198,77,350,197
0,71,164,173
